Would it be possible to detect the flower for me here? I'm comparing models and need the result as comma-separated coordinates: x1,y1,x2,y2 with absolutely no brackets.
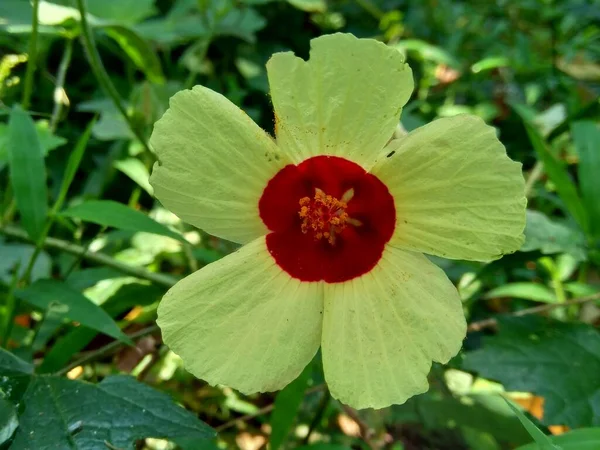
149,33,526,409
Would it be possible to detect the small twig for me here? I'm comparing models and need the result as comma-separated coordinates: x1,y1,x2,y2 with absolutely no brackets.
340,405,380,450
0,224,178,288
524,160,544,198
467,292,600,332
49,39,73,132
214,384,326,432
55,325,159,376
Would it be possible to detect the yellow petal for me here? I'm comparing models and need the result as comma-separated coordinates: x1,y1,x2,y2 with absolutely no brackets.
267,33,413,168
371,114,526,261
322,246,466,409
150,86,290,244
157,237,323,393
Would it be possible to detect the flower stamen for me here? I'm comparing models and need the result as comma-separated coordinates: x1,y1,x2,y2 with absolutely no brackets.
298,188,357,245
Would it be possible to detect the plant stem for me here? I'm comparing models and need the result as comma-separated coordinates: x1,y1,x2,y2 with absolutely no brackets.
302,389,331,445
74,0,151,153
49,39,74,132
21,0,40,110
467,292,600,332
0,225,178,288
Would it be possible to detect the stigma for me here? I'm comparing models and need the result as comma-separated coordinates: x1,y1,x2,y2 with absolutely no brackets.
298,188,358,245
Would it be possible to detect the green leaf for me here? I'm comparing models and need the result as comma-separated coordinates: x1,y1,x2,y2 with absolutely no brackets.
463,316,600,427
513,104,588,233
516,428,600,450
87,0,157,24
0,396,18,445
572,121,600,238
521,210,586,260
390,391,531,445
114,158,153,195
51,118,95,215
269,364,312,450
504,398,560,450
9,375,213,449
393,39,460,68
103,25,165,84
484,282,558,304
38,283,164,373
61,200,187,243
0,241,51,284
296,445,352,450
7,105,49,241
0,348,33,404
286,0,327,12
471,56,510,73
14,279,132,344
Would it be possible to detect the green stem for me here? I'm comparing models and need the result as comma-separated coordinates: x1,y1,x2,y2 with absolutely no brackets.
74,0,151,153
49,39,74,132
355,0,384,20
302,389,331,445
21,0,40,110
0,225,177,288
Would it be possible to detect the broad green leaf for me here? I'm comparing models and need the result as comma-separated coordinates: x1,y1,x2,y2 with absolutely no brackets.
0,120,66,170
287,0,327,12
463,316,600,427
0,348,33,404
390,392,531,445
7,106,49,241
0,241,51,284
114,157,153,195
10,375,213,449
394,39,460,68
87,0,156,24
513,104,588,233
484,282,557,304
14,279,132,344
103,25,165,84
516,428,600,450
270,364,312,450
521,210,586,260
61,200,187,243
572,121,600,238
0,396,18,445
38,283,164,373
504,398,559,450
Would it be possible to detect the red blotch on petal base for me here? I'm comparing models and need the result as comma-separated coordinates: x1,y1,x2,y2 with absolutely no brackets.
259,156,396,283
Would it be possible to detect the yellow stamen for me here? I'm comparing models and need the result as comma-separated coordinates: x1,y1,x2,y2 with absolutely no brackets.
298,188,358,245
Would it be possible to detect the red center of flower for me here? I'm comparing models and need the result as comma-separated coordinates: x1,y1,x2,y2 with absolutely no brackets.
259,155,396,283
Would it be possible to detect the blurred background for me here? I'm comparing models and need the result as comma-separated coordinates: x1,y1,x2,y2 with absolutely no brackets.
0,0,599,449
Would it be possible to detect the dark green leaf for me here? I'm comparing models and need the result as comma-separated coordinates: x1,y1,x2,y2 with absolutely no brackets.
7,105,48,241
0,396,18,445
484,282,557,303
513,104,588,233
52,118,95,214
521,210,586,260
572,121,600,238
270,364,312,450
38,283,163,373
61,200,187,243
0,348,33,404
504,398,559,450
103,25,165,84
10,375,214,449
14,279,132,344
0,242,51,285
463,316,600,427
516,428,600,450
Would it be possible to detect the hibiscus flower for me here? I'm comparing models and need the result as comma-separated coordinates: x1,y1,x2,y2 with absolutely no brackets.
150,33,526,409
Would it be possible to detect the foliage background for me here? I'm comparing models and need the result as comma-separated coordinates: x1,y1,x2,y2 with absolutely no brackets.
0,0,599,449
